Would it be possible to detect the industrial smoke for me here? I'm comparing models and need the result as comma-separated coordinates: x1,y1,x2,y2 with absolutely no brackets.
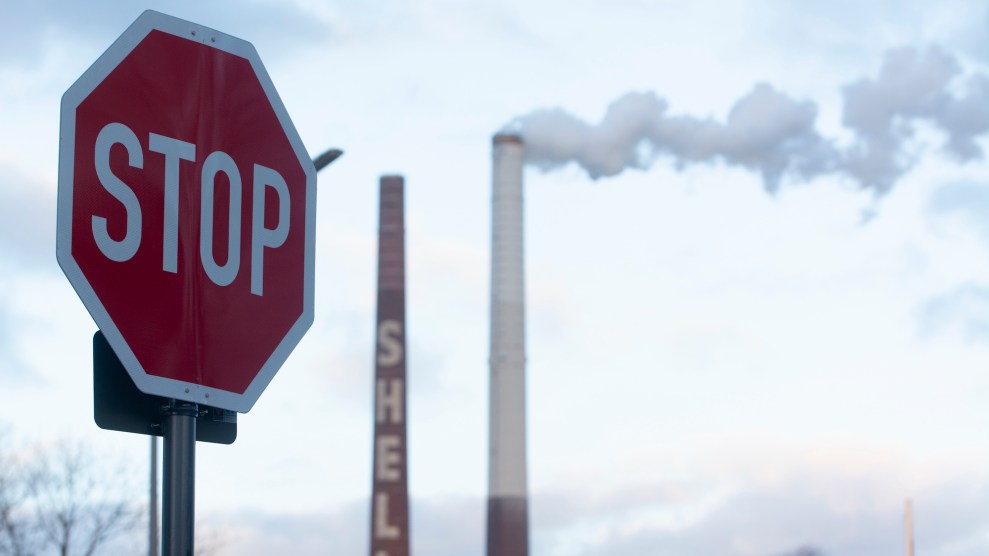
505,46,989,195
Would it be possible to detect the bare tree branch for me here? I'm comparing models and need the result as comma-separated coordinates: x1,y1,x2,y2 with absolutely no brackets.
775,547,824,556
0,434,32,556
25,439,141,556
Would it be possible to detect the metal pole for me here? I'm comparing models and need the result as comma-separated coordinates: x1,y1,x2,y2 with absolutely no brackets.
162,400,197,556
150,436,159,556
905,498,914,556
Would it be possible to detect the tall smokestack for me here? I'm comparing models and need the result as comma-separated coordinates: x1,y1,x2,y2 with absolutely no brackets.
487,133,529,556
369,175,410,556
905,498,914,556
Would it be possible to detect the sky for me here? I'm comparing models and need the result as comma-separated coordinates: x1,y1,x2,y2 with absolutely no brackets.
3,0,989,554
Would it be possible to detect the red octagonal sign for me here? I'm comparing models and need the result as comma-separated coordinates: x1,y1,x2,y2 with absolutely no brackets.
57,11,316,413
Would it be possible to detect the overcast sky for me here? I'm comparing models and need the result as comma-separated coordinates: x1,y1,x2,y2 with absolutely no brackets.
4,1,989,555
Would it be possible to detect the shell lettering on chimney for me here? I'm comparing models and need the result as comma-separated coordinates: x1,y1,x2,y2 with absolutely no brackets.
369,176,410,556
377,320,403,367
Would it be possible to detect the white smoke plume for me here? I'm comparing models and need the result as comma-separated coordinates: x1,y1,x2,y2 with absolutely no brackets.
507,46,989,194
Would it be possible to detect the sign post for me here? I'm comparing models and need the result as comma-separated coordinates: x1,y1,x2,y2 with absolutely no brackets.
162,400,197,556
149,436,158,556
58,11,317,555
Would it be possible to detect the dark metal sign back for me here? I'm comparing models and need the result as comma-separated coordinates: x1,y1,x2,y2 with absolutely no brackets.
93,331,237,444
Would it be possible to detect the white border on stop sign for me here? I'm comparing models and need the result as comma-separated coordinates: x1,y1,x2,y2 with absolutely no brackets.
56,10,318,413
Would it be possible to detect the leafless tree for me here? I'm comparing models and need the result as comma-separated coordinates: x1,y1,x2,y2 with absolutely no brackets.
195,524,229,556
0,434,240,556
0,436,142,556
27,440,141,556
775,547,823,556
0,433,32,556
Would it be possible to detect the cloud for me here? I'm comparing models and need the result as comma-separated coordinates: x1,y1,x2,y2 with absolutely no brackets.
532,448,989,556
192,446,989,556
508,46,989,196
920,283,989,342
0,0,329,67
921,181,989,342
842,47,989,191
205,503,364,556
928,180,989,243
0,165,56,271
0,302,39,384
413,498,485,555
0,165,55,384
203,495,484,556
320,0,536,48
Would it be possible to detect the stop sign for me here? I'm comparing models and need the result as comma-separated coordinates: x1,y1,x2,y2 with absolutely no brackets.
57,11,316,413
